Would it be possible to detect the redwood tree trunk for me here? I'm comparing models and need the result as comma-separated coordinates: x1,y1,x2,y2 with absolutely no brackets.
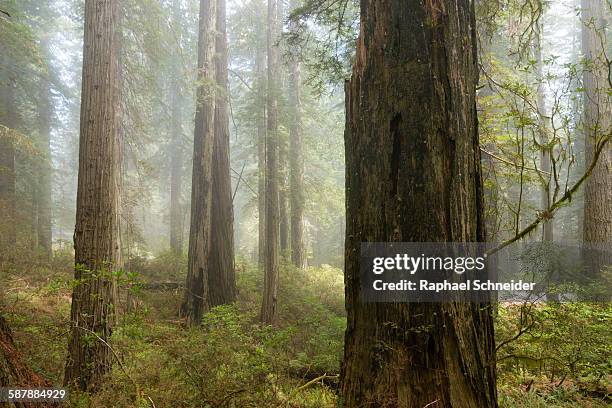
277,0,290,258
182,0,216,326
256,26,266,270
534,23,553,243
37,38,53,260
261,0,280,325
0,52,17,256
289,0,305,268
169,0,184,255
64,0,122,391
581,0,611,278
341,1,498,407
208,0,236,306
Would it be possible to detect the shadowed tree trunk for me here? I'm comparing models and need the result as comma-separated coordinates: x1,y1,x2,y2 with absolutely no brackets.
256,19,266,270
64,0,122,391
0,51,17,257
182,0,217,326
341,1,498,407
36,37,53,260
261,0,280,325
277,0,290,258
581,0,612,280
169,0,184,255
534,23,553,243
289,0,305,268
208,0,236,306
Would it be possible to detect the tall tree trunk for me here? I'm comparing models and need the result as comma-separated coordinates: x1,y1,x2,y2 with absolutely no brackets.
341,1,498,407
64,0,122,391
182,0,217,326
169,0,184,255
208,0,236,306
0,52,17,257
289,1,305,268
534,23,553,243
277,0,290,258
256,23,266,270
37,38,53,260
261,0,280,325
581,0,612,279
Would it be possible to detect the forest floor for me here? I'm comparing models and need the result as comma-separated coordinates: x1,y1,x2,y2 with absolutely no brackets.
1,250,610,407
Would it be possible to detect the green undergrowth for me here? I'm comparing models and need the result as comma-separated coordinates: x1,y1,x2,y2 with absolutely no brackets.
1,253,610,407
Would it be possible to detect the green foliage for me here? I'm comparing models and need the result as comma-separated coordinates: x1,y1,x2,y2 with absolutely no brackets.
496,302,612,401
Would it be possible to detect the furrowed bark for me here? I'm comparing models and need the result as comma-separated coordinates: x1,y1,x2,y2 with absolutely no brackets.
581,0,612,281
64,0,122,391
208,0,236,307
182,0,217,326
261,0,280,325
341,1,498,406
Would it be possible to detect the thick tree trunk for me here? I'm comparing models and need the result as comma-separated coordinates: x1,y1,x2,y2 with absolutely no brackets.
169,0,184,255
581,0,612,277
256,28,266,271
64,0,122,391
182,0,216,326
37,38,53,260
208,0,236,307
341,1,498,407
261,0,280,325
0,315,58,407
289,1,305,268
0,52,17,256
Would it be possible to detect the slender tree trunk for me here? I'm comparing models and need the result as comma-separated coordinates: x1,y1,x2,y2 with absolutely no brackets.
0,52,17,256
208,0,236,306
182,0,217,326
534,23,553,243
341,1,498,407
581,0,612,278
37,38,53,260
256,26,266,270
278,0,290,258
64,0,122,391
261,0,280,325
289,1,305,268
169,0,184,255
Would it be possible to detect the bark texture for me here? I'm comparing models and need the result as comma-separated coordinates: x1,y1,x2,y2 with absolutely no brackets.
261,0,280,325
289,1,305,268
1,315,57,407
208,0,236,307
182,0,216,326
581,0,612,276
64,0,122,391
341,1,498,407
